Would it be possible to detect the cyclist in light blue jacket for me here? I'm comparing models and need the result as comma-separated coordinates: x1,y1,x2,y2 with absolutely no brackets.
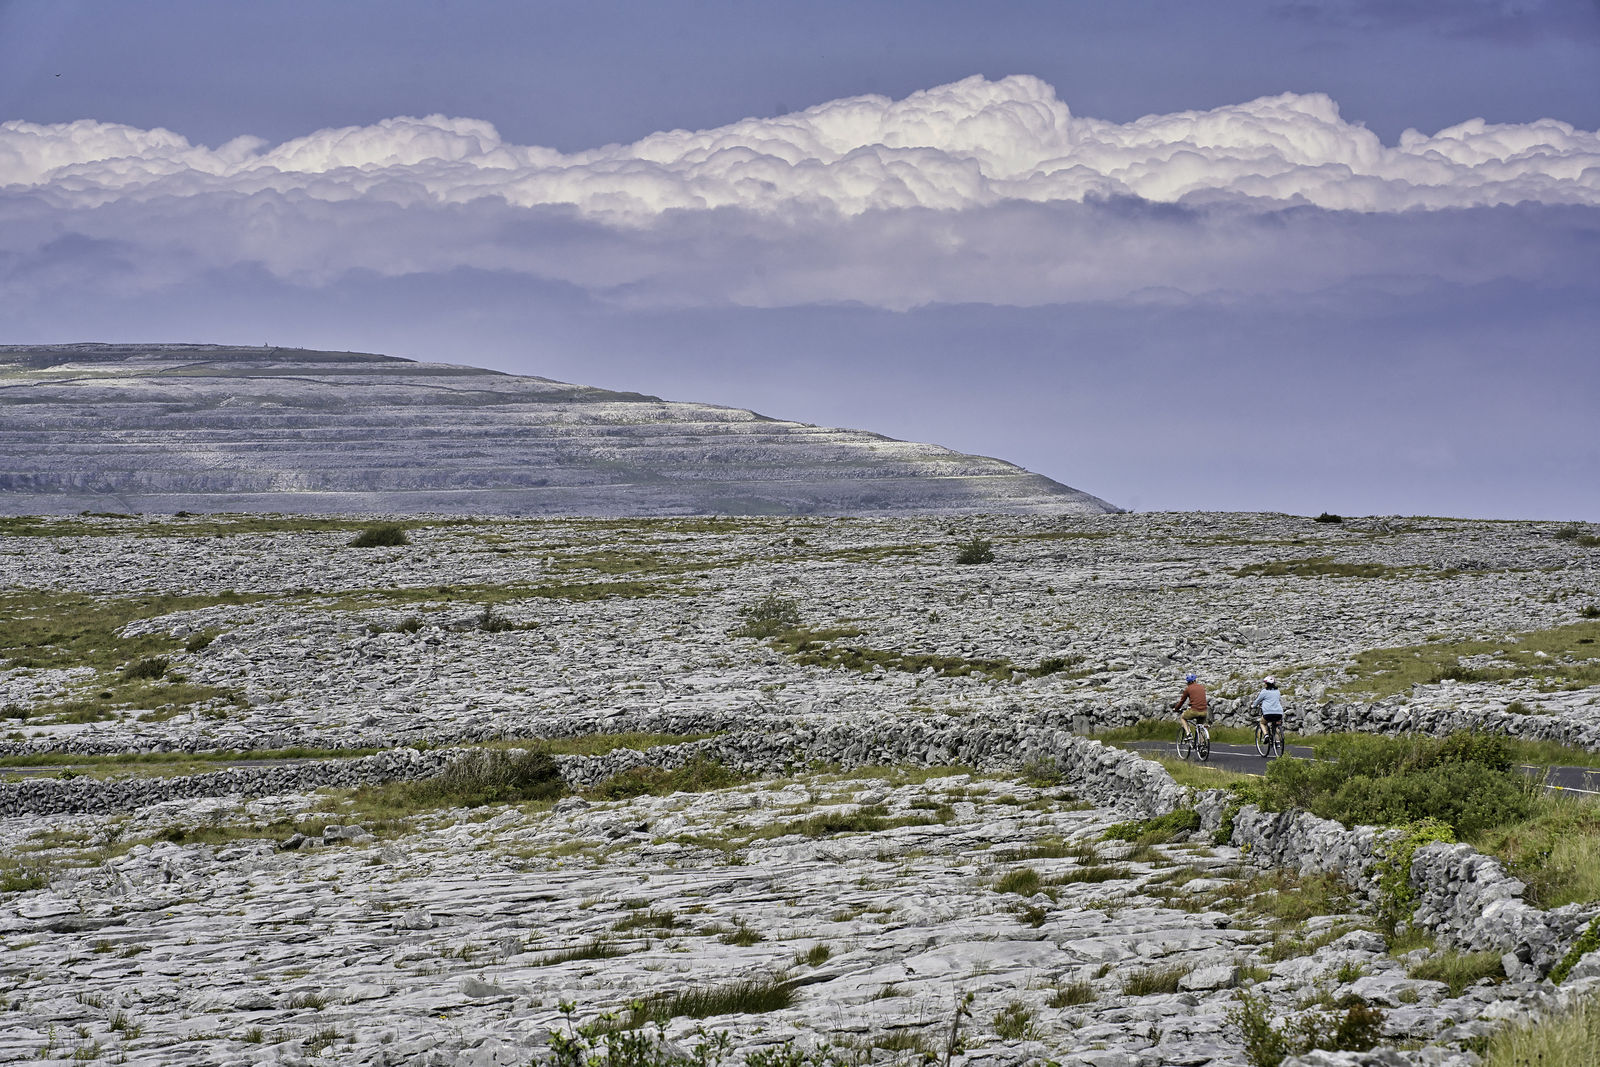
1250,676,1285,735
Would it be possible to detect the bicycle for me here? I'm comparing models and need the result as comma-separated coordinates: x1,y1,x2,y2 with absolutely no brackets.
1254,716,1285,758
1175,718,1210,762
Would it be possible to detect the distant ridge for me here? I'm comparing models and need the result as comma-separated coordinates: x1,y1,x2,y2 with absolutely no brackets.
0,344,1117,517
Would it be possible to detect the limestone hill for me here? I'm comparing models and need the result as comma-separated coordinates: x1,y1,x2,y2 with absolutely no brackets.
0,344,1115,516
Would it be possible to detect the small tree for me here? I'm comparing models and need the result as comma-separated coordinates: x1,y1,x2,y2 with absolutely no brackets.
734,593,802,638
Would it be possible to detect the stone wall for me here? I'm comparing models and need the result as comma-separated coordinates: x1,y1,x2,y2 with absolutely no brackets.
5,709,1597,978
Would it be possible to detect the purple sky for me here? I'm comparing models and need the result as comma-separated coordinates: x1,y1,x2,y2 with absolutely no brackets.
3,0,1598,519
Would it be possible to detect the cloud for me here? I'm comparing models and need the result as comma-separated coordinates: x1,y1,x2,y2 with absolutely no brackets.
3,75,1599,309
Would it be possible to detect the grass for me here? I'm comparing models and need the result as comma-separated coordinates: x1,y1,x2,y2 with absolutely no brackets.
1122,964,1191,996
1102,809,1201,845
586,757,746,800
1046,981,1095,1008
330,748,565,821
1407,950,1505,995
1472,793,1600,908
1233,556,1407,579
1482,994,1600,1067
1333,620,1600,699
766,626,1086,682
627,977,795,1026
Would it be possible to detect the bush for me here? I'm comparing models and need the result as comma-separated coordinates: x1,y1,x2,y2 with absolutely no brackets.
954,537,995,565
349,524,409,548
1554,524,1582,540
1231,988,1385,1067
479,604,516,633
121,656,169,681
1314,512,1344,524
734,593,802,638
1259,732,1533,839
408,748,565,807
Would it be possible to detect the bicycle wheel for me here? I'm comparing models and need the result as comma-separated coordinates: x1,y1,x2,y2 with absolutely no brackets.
1254,724,1270,756
1196,725,1210,762
1175,729,1193,760
1269,723,1285,759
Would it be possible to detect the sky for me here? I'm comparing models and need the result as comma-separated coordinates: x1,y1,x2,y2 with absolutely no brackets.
2,0,1598,519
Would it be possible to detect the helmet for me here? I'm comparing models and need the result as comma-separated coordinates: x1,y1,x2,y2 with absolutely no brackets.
1185,673,1197,683
1263,675,1276,685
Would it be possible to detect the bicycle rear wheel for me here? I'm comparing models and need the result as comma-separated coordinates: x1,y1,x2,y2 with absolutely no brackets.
1254,725,1270,756
1269,723,1285,758
1196,725,1210,761
1175,730,1193,760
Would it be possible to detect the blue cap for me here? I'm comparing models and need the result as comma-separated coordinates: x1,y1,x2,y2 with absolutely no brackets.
1185,673,1197,683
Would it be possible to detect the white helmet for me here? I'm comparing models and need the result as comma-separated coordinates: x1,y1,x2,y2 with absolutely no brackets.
1263,675,1276,685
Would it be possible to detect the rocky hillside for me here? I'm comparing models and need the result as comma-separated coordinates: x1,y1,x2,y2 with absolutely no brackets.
0,344,1114,516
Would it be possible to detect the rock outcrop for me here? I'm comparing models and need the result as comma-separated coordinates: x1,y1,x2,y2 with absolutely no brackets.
0,344,1116,516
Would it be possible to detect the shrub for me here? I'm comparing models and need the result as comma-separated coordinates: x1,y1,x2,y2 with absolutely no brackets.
1231,988,1385,1067
1373,818,1456,928
1314,512,1344,524
733,593,802,638
1259,732,1533,839
954,537,995,565
479,603,516,633
121,656,168,681
1555,524,1582,540
423,748,565,807
349,524,408,548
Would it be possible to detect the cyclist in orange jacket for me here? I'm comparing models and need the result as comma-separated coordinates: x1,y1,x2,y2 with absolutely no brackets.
1173,672,1208,740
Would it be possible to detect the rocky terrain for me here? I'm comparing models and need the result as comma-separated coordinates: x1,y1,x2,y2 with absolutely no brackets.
2,511,1600,1066
0,345,1113,517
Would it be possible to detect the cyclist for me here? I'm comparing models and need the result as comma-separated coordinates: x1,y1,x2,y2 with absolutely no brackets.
1250,676,1286,748
1172,672,1208,740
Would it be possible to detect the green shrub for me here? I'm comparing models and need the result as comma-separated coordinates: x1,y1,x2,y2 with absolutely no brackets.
384,748,565,809
1259,733,1532,839
1555,524,1582,541
349,525,409,548
479,603,517,633
733,593,802,638
954,537,995,565
1550,917,1600,984
1314,513,1344,524
1231,988,1385,1067
1373,818,1456,928
121,656,168,681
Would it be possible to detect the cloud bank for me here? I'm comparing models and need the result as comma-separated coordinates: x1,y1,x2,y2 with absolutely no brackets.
4,75,1599,309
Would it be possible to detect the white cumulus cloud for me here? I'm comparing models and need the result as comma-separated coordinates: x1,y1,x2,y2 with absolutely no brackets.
3,75,1599,309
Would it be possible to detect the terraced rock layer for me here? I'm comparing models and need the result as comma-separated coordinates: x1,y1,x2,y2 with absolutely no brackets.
0,344,1115,517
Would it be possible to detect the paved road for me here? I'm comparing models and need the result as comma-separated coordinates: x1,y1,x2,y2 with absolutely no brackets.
1130,740,1600,795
